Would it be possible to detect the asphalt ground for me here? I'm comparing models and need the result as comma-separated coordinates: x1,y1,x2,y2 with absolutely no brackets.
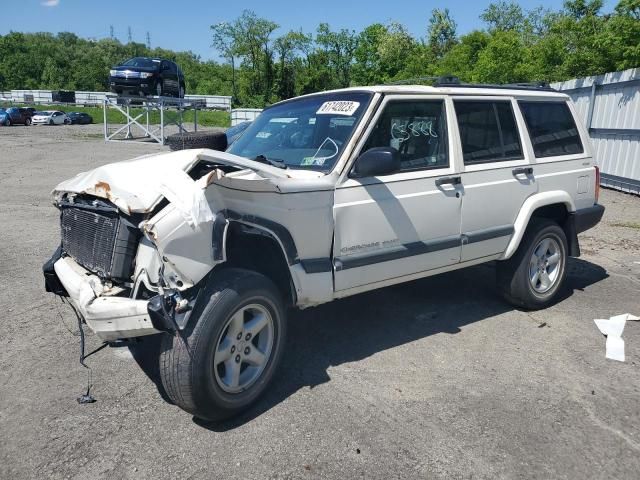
1,124,639,479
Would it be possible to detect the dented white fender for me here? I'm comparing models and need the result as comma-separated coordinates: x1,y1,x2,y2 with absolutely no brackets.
52,147,327,293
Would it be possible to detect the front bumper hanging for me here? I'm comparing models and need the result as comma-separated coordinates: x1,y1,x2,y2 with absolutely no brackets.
44,253,160,341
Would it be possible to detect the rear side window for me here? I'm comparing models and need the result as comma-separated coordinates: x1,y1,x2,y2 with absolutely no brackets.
519,101,584,158
362,100,448,171
454,101,523,164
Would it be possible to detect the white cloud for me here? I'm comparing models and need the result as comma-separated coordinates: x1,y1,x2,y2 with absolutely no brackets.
42,0,60,6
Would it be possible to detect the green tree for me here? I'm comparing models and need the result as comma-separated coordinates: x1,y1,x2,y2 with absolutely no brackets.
481,1,526,31
605,0,640,69
315,23,358,88
377,22,419,81
438,30,490,80
41,57,64,89
352,23,387,85
428,8,457,59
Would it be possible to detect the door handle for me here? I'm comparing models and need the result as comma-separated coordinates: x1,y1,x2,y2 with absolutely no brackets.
435,176,462,187
512,167,533,176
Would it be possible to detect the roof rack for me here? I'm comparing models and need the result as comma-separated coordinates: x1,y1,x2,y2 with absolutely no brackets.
436,78,555,91
387,75,555,92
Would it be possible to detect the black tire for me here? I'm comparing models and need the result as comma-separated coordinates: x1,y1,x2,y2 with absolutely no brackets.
497,218,568,310
5,118,11,126
25,117,31,126
166,130,228,151
159,268,287,421
48,119,53,125
179,85,185,98
156,80,163,97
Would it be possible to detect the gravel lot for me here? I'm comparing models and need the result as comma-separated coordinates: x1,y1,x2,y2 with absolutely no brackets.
1,124,639,479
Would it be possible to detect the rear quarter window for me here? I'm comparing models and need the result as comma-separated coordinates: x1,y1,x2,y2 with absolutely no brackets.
518,101,584,158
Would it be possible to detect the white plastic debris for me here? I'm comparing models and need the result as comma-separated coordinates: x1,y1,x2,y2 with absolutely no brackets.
594,313,640,362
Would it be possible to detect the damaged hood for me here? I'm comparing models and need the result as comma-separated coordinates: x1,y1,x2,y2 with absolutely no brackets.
52,148,293,216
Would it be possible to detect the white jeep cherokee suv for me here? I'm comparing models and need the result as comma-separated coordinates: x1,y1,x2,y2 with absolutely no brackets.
44,81,604,420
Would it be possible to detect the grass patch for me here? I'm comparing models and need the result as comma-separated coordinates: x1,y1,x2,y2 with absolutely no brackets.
1,103,230,128
610,221,640,230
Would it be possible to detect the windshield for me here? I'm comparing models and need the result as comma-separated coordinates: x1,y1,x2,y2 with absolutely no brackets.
227,92,373,171
121,57,159,68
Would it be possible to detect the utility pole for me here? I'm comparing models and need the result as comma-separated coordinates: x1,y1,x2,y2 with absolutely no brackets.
109,25,114,40
127,26,132,43
146,31,151,50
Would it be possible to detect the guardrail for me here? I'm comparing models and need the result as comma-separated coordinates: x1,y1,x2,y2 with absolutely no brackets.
0,89,232,111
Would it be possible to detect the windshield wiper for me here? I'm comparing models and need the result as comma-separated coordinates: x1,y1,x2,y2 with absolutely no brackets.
253,154,288,169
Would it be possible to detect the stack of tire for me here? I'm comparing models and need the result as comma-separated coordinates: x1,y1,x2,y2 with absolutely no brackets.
166,130,227,152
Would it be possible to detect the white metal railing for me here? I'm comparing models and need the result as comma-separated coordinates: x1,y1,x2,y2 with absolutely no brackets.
0,89,232,111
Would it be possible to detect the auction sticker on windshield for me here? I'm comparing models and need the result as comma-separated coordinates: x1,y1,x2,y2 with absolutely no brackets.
316,101,360,116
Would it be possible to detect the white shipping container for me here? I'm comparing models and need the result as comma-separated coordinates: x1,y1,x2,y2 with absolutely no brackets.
231,108,262,126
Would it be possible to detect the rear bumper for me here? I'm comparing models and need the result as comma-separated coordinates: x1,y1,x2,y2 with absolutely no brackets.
574,204,605,233
50,256,160,341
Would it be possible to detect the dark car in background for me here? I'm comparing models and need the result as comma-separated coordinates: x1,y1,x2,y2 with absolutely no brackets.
0,107,34,126
67,112,93,125
225,121,252,146
109,57,186,98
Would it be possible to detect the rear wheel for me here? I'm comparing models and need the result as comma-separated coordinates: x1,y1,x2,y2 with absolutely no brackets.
159,268,287,421
156,80,163,97
25,118,31,126
497,219,568,310
179,85,185,98
5,118,11,126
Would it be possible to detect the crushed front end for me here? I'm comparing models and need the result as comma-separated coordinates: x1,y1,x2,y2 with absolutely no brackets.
44,193,168,340
43,148,299,341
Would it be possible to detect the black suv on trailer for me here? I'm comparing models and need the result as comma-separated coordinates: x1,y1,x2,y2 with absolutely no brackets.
109,57,186,98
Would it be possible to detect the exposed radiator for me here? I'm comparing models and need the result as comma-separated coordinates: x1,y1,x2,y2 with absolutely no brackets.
59,198,140,281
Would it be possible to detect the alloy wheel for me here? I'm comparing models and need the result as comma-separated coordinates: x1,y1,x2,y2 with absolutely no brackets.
528,237,562,294
213,303,275,394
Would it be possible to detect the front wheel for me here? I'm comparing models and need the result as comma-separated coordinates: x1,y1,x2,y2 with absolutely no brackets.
497,219,568,310
5,118,11,126
159,268,287,421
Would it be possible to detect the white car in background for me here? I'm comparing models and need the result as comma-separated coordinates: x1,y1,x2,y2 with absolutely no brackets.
31,110,70,125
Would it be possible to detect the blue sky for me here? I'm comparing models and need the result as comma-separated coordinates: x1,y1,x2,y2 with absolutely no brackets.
2,0,615,61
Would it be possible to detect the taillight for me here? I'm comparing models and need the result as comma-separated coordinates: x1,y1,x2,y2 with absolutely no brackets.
594,165,600,203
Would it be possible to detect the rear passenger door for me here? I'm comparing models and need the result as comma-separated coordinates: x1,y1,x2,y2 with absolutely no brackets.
453,98,536,261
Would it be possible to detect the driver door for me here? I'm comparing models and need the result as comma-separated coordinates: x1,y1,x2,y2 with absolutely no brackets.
333,96,463,292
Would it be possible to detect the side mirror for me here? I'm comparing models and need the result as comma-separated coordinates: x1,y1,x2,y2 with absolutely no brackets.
351,147,400,178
